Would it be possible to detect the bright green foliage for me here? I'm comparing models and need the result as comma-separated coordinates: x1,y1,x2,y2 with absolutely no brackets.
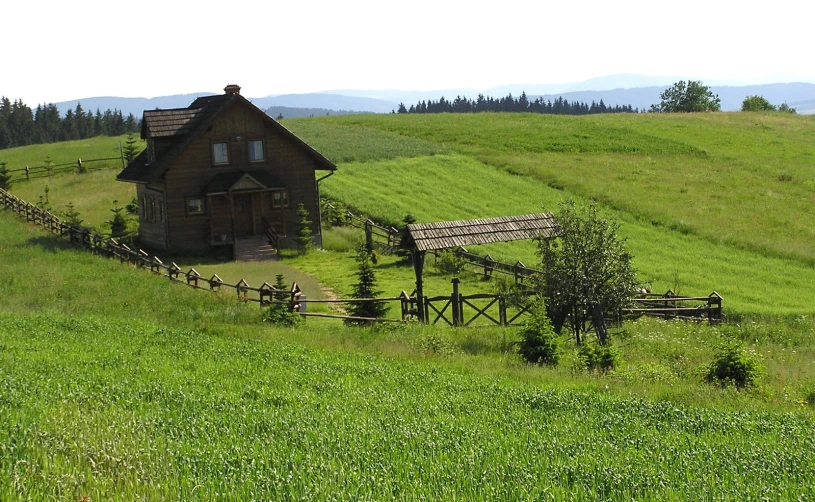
108,199,129,240
434,250,467,276
706,342,763,388
0,161,11,189
777,102,797,114
539,200,637,345
578,341,620,372
518,297,560,365
264,274,301,327
295,203,313,254
62,202,83,227
123,132,140,164
651,80,721,112
741,95,776,112
345,244,390,324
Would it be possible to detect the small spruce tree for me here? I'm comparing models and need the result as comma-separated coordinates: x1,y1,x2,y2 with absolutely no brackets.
296,203,313,254
265,273,300,326
63,202,83,227
345,244,390,325
123,133,140,164
109,199,129,240
0,162,12,190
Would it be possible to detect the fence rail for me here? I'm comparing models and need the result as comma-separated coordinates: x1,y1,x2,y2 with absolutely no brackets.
1,187,416,323
5,156,126,182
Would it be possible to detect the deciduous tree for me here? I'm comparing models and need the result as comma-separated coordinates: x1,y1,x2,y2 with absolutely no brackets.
537,200,637,345
650,80,721,113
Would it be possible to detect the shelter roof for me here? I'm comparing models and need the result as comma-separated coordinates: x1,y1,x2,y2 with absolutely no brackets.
407,213,558,251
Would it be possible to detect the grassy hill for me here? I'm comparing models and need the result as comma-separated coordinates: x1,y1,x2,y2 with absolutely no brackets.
3,209,815,500
284,112,815,315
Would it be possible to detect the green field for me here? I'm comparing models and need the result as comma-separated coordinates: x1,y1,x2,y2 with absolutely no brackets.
4,112,815,498
2,212,815,500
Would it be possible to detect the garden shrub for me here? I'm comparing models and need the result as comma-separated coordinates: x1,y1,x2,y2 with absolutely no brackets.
705,342,763,389
518,297,560,366
578,342,619,373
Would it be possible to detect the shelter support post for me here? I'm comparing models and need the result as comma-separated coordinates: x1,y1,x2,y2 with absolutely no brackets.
412,249,426,323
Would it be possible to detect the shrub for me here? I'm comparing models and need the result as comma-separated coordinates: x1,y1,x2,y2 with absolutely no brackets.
518,297,559,366
434,250,467,276
265,274,301,327
705,342,763,389
578,342,619,373
345,244,390,324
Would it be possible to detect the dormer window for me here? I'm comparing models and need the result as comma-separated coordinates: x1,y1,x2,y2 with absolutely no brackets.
213,142,229,165
248,140,264,162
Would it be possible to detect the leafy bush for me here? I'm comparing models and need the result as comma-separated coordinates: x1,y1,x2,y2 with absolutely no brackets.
705,342,763,389
434,250,467,276
578,342,620,373
518,298,559,365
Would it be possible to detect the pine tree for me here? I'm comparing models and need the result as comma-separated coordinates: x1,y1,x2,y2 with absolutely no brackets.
295,203,313,254
345,244,390,324
109,199,129,240
62,202,83,227
123,133,140,164
0,162,12,190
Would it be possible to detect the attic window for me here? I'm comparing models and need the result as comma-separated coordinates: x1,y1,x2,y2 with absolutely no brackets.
213,143,229,165
248,140,264,162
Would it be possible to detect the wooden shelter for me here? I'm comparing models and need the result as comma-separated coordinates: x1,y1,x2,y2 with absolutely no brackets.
405,213,558,322
117,84,336,258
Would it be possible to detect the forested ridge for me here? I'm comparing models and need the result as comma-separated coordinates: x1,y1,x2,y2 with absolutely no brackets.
0,96,141,149
396,91,638,115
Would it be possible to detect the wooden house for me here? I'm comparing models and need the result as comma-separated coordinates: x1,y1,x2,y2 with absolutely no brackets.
117,84,336,258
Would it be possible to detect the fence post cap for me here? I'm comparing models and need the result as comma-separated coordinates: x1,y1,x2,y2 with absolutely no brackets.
709,291,723,299
186,267,200,278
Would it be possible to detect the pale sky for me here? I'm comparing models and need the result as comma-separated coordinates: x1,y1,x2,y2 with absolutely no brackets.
3,0,813,104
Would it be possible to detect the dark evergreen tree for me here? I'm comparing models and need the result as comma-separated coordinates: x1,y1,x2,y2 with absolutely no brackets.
344,244,390,324
295,203,313,254
0,162,11,190
123,133,140,164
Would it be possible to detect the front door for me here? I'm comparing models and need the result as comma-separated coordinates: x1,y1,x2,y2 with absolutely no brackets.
233,193,254,238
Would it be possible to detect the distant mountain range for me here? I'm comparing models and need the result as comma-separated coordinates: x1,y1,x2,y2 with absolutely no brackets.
51,74,815,118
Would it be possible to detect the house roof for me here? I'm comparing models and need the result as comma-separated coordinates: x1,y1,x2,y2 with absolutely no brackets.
205,170,285,195
406,213,559,252
118,92,336,184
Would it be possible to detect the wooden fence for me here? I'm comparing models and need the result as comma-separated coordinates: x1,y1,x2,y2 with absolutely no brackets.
625,290,723,324
4,156,126,182
1,187,414,323
324,202,542,283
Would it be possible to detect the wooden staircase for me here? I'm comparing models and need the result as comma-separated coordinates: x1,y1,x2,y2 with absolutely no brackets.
234,235,277,261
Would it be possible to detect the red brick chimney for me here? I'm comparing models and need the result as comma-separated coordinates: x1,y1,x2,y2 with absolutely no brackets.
224,84,241,95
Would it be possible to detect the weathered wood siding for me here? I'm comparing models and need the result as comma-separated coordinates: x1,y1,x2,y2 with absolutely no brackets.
136,184,168,250
162,100,321,252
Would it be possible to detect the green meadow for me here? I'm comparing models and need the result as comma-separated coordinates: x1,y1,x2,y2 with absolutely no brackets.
2,212,815,500
4,111,815,498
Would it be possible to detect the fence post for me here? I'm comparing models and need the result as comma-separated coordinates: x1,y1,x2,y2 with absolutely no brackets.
451,278,461,327
499,295,507,326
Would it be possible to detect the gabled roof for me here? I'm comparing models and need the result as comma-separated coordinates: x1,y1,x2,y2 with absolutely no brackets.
141,108,202,138
118,92,336,184
407,213,559,251
205,170,285,195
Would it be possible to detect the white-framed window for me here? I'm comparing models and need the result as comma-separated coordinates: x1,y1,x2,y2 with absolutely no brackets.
212,142,229,165
272,190,289,208
248,140,264,162
186,197,205,215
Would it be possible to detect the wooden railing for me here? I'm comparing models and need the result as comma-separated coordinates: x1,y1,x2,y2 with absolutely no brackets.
625,290,723,324
4,156,126,182
261,216,279,249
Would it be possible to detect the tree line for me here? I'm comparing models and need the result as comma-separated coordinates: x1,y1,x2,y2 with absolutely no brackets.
396,92,638,115
0,96,142,150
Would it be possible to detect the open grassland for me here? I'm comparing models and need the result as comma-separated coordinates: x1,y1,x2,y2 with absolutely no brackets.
286,113,815,316
288,112,815,265
0,135,138,174
3,312,815,501
4,203,815,499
